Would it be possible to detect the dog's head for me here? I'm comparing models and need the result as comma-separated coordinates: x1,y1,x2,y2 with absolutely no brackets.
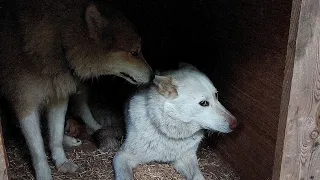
66,2,153,84
152,63,237,134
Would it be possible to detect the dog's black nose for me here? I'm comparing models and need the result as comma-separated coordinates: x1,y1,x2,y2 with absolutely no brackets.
149,73,155,82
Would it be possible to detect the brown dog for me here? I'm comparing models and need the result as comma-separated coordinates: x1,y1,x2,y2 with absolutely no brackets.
0,0,153,179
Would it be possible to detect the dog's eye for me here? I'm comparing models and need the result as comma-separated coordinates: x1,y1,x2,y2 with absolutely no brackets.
131,51,139,57
199,100,209,107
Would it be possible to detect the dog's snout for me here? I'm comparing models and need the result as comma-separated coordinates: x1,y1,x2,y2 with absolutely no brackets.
229,118,238,130
149,73,155,82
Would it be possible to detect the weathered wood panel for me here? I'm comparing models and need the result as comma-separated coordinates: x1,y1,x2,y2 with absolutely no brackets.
272,0,302,179
273,0,320,179
0,114,8,180
213,0,292,179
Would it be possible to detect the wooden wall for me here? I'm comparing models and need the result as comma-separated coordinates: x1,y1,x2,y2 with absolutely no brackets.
0,111,8,180
273,0,320,179
214,0,293,179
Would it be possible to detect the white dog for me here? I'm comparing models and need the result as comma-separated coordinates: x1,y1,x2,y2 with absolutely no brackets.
113,63,237,180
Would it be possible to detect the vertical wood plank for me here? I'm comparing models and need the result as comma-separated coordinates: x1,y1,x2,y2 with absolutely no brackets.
273,0,320,179
0,115,8,180
272,0,302,179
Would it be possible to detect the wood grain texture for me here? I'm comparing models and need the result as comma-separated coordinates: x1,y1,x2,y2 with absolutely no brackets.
274,0,320,179
212,0,292,179
272,0,302,179
0,115,8,180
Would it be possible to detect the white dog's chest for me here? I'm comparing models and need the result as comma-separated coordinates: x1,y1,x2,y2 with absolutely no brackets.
127,130,203,163
156,136,202,161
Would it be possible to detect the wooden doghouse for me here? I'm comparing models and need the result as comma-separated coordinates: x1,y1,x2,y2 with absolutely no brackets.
0,0,319,179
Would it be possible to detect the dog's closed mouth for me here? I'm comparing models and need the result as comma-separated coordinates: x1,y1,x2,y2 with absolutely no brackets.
120,72,137,83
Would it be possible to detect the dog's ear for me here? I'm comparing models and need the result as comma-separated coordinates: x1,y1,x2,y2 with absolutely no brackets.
85,4,110,40
178,62,198,70
153,75,178,99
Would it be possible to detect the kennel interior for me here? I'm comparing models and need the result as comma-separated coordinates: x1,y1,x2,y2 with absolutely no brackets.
0,0,302,179
117,0,291,179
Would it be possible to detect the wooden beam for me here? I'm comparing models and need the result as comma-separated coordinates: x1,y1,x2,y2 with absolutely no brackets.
0,115,8,180
273,0,320,179
272,0,301,179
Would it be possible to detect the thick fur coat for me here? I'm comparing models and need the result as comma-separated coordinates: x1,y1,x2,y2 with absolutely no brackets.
113,64,237,180
0,0,153,179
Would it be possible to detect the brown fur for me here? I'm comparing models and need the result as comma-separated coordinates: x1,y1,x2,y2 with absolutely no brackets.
65,117,88,139
0,0,153,178
0,0,153,119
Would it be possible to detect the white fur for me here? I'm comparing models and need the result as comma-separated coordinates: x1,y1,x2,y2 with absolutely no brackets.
18,99,79,180
47,100,78,173
113,66,236,180
20,110,52,180
63,135,82,147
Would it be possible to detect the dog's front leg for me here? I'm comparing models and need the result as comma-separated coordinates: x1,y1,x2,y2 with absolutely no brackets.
71,92,102,131
19,108,52,180
113,151,139,180
172,151,205,180
47,98,78,173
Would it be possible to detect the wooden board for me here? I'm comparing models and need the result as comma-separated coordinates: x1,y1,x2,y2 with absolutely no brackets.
273,0,320,179
272,0,301,179
211,0,292,179
0,114,8,180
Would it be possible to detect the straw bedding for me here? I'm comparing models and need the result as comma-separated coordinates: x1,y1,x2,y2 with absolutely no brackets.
6,137,239,180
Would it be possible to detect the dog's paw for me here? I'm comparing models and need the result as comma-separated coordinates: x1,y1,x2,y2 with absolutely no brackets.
34,162,52,180
63,135,83,147
57,160,79,173
36,173,53,180
193,173,205,180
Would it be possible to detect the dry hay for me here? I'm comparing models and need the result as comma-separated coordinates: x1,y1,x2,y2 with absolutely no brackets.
6,138,240,180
